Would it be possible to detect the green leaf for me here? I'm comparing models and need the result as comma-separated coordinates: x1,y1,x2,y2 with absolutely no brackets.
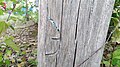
4,37,20,52
0,10,3,15
6,50,12,56
0,61,4,66
0,52,3,56
5,59,10,65
0,0,4,3
0,52,3,62
112,49,120,66
113,49,120,59
111,17,119,26
28,59,37,66
112,58,119,66
0,21,8,35
103,60,110,66
21,51,26,55
114,56,120,59
0,57,3,62
111,28,120,42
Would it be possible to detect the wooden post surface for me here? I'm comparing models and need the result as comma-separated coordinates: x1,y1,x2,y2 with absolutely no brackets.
38,0,115,67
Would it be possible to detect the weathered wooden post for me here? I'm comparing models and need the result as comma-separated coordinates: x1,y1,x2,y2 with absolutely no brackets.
37,0,115,67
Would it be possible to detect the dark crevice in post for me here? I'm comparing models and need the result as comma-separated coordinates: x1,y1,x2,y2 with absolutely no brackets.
57,0,64,59
51,37,60,40
74,0,81,40
60,0,64,41
73,41,78,67
54,0,64,67
55,55,58,67
73,0,81,67
77,0,106,67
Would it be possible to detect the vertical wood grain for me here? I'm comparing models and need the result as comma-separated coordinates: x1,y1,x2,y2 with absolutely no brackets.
38,0,115,67
37,0,47,67
75,0,115,67
45,0,62,67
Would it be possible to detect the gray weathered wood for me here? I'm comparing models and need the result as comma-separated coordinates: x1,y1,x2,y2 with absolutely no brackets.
75,0,115,67
38,0,115,67
37,0,47,67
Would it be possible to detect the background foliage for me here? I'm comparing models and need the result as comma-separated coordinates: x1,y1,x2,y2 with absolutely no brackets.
101,0,120,67
0,0,38,66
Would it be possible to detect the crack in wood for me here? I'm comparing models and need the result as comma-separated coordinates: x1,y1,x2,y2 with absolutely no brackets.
76,0,114,67
73,40,78,67
73,0,81,67
45,49,59,56
51,37,60,40
60,0,64,41
38,0,114,66
54,0,64,67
